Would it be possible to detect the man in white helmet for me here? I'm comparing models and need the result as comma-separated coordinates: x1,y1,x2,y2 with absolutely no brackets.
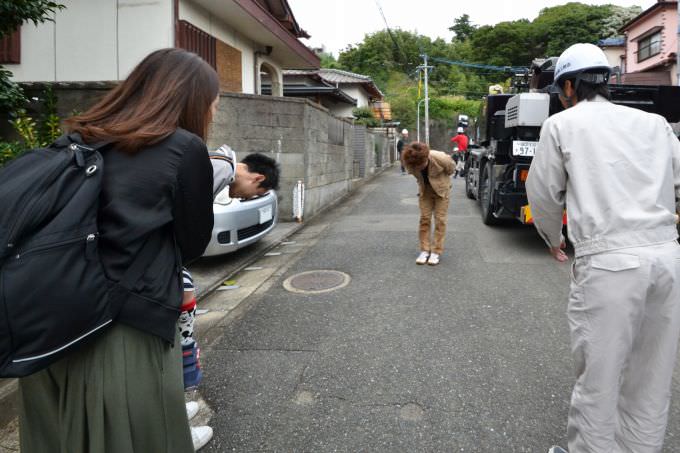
397,129,409,174
527,43,680,453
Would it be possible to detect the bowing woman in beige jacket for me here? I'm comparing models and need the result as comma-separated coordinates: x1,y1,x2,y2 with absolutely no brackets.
402,142,454,265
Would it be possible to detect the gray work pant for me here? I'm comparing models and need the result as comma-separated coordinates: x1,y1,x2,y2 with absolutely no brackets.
567,242,680,453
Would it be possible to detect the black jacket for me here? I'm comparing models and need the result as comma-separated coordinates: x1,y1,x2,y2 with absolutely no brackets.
94,128,213,341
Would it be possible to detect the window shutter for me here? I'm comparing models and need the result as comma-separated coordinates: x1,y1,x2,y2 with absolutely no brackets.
177,20,216,69
0,27,21,64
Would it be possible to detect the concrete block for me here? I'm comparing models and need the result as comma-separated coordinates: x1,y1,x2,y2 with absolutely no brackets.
278,139,308,154
266,98,306,115
276,114,304,128
276,152,305,168
212,108,239,127
242,139,276,152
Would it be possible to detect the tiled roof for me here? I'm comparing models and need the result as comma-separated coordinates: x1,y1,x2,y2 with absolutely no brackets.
598,37,625,47
317,68,372,83
283,69,383,99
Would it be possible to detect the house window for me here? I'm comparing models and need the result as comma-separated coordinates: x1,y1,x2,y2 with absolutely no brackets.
637,31,661,62
177,20,216,69
0,28,21,64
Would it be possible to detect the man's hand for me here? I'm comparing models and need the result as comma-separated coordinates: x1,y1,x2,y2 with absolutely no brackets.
549,241,568,263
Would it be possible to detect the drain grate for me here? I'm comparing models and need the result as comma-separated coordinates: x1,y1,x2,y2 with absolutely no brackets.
283,270,351,294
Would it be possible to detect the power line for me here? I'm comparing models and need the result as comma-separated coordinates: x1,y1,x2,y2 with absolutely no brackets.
430,56,527,74
373,0,409,68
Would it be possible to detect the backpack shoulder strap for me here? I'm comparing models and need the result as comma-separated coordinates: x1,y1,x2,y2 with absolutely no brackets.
52,133,111,152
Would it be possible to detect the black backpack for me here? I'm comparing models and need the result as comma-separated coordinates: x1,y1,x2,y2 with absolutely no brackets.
0,134,158,377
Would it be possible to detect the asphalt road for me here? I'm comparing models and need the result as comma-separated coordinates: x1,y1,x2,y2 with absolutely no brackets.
200,167,680,452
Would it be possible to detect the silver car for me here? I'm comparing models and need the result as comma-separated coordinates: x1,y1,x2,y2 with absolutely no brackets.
202,188,278,257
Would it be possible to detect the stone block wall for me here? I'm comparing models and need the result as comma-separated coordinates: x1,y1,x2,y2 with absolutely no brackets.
2,86,392,222
209,93,387,221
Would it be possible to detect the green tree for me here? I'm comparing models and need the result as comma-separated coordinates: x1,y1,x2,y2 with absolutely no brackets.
0,0,64,112
336,3,638,135
316,50,342,69
338,29,434,89
532,3,610,56
599,5,642,39
448,14,476,42
468,19,536,67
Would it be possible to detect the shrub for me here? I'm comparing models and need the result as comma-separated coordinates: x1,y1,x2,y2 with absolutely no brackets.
0,86,63,167
352,106,380,127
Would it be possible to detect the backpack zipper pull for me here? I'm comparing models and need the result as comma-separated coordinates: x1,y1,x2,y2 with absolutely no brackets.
85,233,97,261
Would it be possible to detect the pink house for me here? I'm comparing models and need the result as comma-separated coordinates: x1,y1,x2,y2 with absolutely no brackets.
620,0,678,85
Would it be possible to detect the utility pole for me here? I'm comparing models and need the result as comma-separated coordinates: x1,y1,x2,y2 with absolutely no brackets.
416,99,425,142
418,54,433,145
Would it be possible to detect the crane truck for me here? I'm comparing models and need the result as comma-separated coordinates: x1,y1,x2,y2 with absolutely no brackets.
465,58,680,225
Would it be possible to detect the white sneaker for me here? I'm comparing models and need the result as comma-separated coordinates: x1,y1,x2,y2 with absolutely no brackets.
191,425,213,451
416,251,429,265
427,253,440,265
186,401,199,420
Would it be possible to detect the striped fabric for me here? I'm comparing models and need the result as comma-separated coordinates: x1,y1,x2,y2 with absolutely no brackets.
182,268,195,292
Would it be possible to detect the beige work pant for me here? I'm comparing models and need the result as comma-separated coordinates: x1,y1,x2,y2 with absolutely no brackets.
567,242,680,453
418,183,450,254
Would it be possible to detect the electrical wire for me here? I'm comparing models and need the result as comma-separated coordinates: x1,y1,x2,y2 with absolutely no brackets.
430,56,527,73
373,0,410,68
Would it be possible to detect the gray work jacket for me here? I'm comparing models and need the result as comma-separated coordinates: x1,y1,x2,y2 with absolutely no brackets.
526,96,680,257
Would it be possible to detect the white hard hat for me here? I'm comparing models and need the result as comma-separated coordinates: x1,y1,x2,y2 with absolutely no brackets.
457,126,464,133
401,129,408,134
553,43,611,88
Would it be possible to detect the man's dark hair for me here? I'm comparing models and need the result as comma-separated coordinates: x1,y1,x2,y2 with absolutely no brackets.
242,153,280,191
558,69,611,102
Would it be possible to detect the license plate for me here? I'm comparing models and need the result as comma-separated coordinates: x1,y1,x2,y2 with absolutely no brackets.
259,205,273,224
512,140,537,157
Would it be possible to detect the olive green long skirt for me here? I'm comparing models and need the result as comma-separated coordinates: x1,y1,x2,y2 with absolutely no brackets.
18,323,193,453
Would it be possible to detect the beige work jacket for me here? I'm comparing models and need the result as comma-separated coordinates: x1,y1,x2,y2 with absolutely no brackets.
406,150,455,198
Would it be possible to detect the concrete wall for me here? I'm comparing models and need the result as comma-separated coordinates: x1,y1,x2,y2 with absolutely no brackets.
208,93,390,221
7,0,173,82
364,129,393,172
1,86,391,221
429,119,457,154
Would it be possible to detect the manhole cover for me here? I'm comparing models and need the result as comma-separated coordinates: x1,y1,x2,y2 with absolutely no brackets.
400,402,425,421
283,270,351,294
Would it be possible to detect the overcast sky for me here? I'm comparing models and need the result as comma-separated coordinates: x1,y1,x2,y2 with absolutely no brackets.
287,0,657,56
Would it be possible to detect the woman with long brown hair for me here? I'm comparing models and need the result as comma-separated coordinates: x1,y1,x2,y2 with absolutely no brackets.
18,48,218,453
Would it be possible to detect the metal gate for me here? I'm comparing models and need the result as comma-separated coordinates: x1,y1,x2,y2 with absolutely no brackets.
352,126,366,178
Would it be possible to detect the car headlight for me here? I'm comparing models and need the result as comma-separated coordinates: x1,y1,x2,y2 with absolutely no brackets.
214,187,233,205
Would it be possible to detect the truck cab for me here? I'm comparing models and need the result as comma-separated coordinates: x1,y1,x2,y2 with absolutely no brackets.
465,58,680,226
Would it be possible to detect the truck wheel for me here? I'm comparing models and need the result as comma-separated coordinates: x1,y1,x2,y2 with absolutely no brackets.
480,164,499,225
465,158,475,199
